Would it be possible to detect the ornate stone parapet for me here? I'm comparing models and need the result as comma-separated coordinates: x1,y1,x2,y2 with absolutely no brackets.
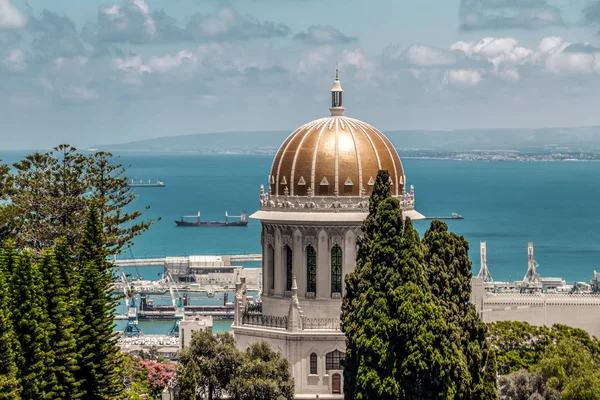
258,190,416,213
302,317,341,331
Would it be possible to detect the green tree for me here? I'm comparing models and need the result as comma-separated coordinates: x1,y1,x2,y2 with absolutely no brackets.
228,342,294,400
39,249,80,399
342,169,462,399
1,145,156,255
179,360,198,400
179,330,242,400
498,369,559,400
391,215,462,399
74,206,124,399
342,170,391,399
535,337,600,399
422,221,497,399
0,247,20,400
8,249,57,399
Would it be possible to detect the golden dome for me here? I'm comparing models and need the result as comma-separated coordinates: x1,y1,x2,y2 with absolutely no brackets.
269,74,406,199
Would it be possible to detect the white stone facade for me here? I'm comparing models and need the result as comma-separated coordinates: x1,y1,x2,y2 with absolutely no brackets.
232,70,423,399
232,218,362,399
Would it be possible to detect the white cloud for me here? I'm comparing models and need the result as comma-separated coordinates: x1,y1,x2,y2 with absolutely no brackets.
0,0,26,30
444,69,483,86
297,46,333,74
63,86,99,101
406,45,456,67
3,48,27,72
146,50,196,73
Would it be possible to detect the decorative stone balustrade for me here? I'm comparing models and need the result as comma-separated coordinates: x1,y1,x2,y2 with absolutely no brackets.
302,317,341,331
242,312,288,330
241,307,341,331
484,292,600,306
258,185,415,213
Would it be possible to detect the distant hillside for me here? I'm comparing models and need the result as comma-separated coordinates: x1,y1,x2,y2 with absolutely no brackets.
97,126,600,153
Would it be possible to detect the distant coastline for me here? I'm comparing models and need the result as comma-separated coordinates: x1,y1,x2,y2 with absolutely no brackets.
91,148,600,162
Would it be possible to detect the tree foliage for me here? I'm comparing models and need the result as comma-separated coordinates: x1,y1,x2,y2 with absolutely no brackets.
229,342,294,400
0,247,20,400
178,331,294,400
0,145,156,255
179,360,198,400
342,170,500,399
6,248,57,399
487,320,600,375
74,206,124,400
422,220,497,399
342,170,479,399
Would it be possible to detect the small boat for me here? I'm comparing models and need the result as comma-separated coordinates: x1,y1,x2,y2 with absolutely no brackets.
128,179,165,188
451,213,464,219
175,211,249,227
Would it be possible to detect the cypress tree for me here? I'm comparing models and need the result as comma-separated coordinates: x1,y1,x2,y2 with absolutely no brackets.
343,171,468,399
74,205,123,399
391,216,463,399
179,360,198,400
342,170,392,399
423,221,498,399
0,248,20,400
39,249,80,399
8,250,57,399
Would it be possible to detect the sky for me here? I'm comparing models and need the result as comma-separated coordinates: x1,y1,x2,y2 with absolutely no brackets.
2,0,600,149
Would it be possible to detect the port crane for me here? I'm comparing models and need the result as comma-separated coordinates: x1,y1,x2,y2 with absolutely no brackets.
119,270,142,337
165,271,185,337
477,241,494,285
521,242,542,293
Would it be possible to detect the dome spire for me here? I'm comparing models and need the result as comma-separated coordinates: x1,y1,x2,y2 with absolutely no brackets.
330,67,344,116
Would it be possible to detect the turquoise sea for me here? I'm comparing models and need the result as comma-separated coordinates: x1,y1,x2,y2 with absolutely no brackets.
3,151,600,334
2,151,600,284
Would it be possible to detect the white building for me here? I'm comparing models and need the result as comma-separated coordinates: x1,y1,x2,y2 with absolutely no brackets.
179,315,213,349
232,69,423,399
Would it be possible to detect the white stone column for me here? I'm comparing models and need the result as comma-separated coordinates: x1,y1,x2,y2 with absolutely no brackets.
317,229,329,299
274,227,283,296
293,229,304,296
343,229,357,294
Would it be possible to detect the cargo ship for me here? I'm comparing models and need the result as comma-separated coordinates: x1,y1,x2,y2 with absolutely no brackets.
128,179,165,187
175,211,248,227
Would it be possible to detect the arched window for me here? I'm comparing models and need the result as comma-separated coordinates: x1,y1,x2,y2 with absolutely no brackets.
331,245,342,294
268,245,275,291
326,350,345,371
286,246,293,291
309,353,318,375
306,245,316,293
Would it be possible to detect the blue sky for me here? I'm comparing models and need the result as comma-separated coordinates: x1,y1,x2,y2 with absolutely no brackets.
2,0,600,149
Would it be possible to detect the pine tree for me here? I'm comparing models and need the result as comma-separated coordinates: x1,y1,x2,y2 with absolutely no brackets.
0,248,20,400
74,205,123,400
8,250,57,399
179,360,198,400
39,249,80,399
423,221,498,399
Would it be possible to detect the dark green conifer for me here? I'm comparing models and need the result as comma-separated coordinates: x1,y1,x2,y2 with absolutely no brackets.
39,249,80,399
342,170,392,399
179,360,198,400
9,250,57,399
0,248,20,400
423,221,498,399
74,206,123,400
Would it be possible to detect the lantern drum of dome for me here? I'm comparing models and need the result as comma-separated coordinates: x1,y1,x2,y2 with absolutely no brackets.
232,69,423,399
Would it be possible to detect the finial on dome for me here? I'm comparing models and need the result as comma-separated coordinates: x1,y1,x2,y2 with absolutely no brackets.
330,67,344,117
